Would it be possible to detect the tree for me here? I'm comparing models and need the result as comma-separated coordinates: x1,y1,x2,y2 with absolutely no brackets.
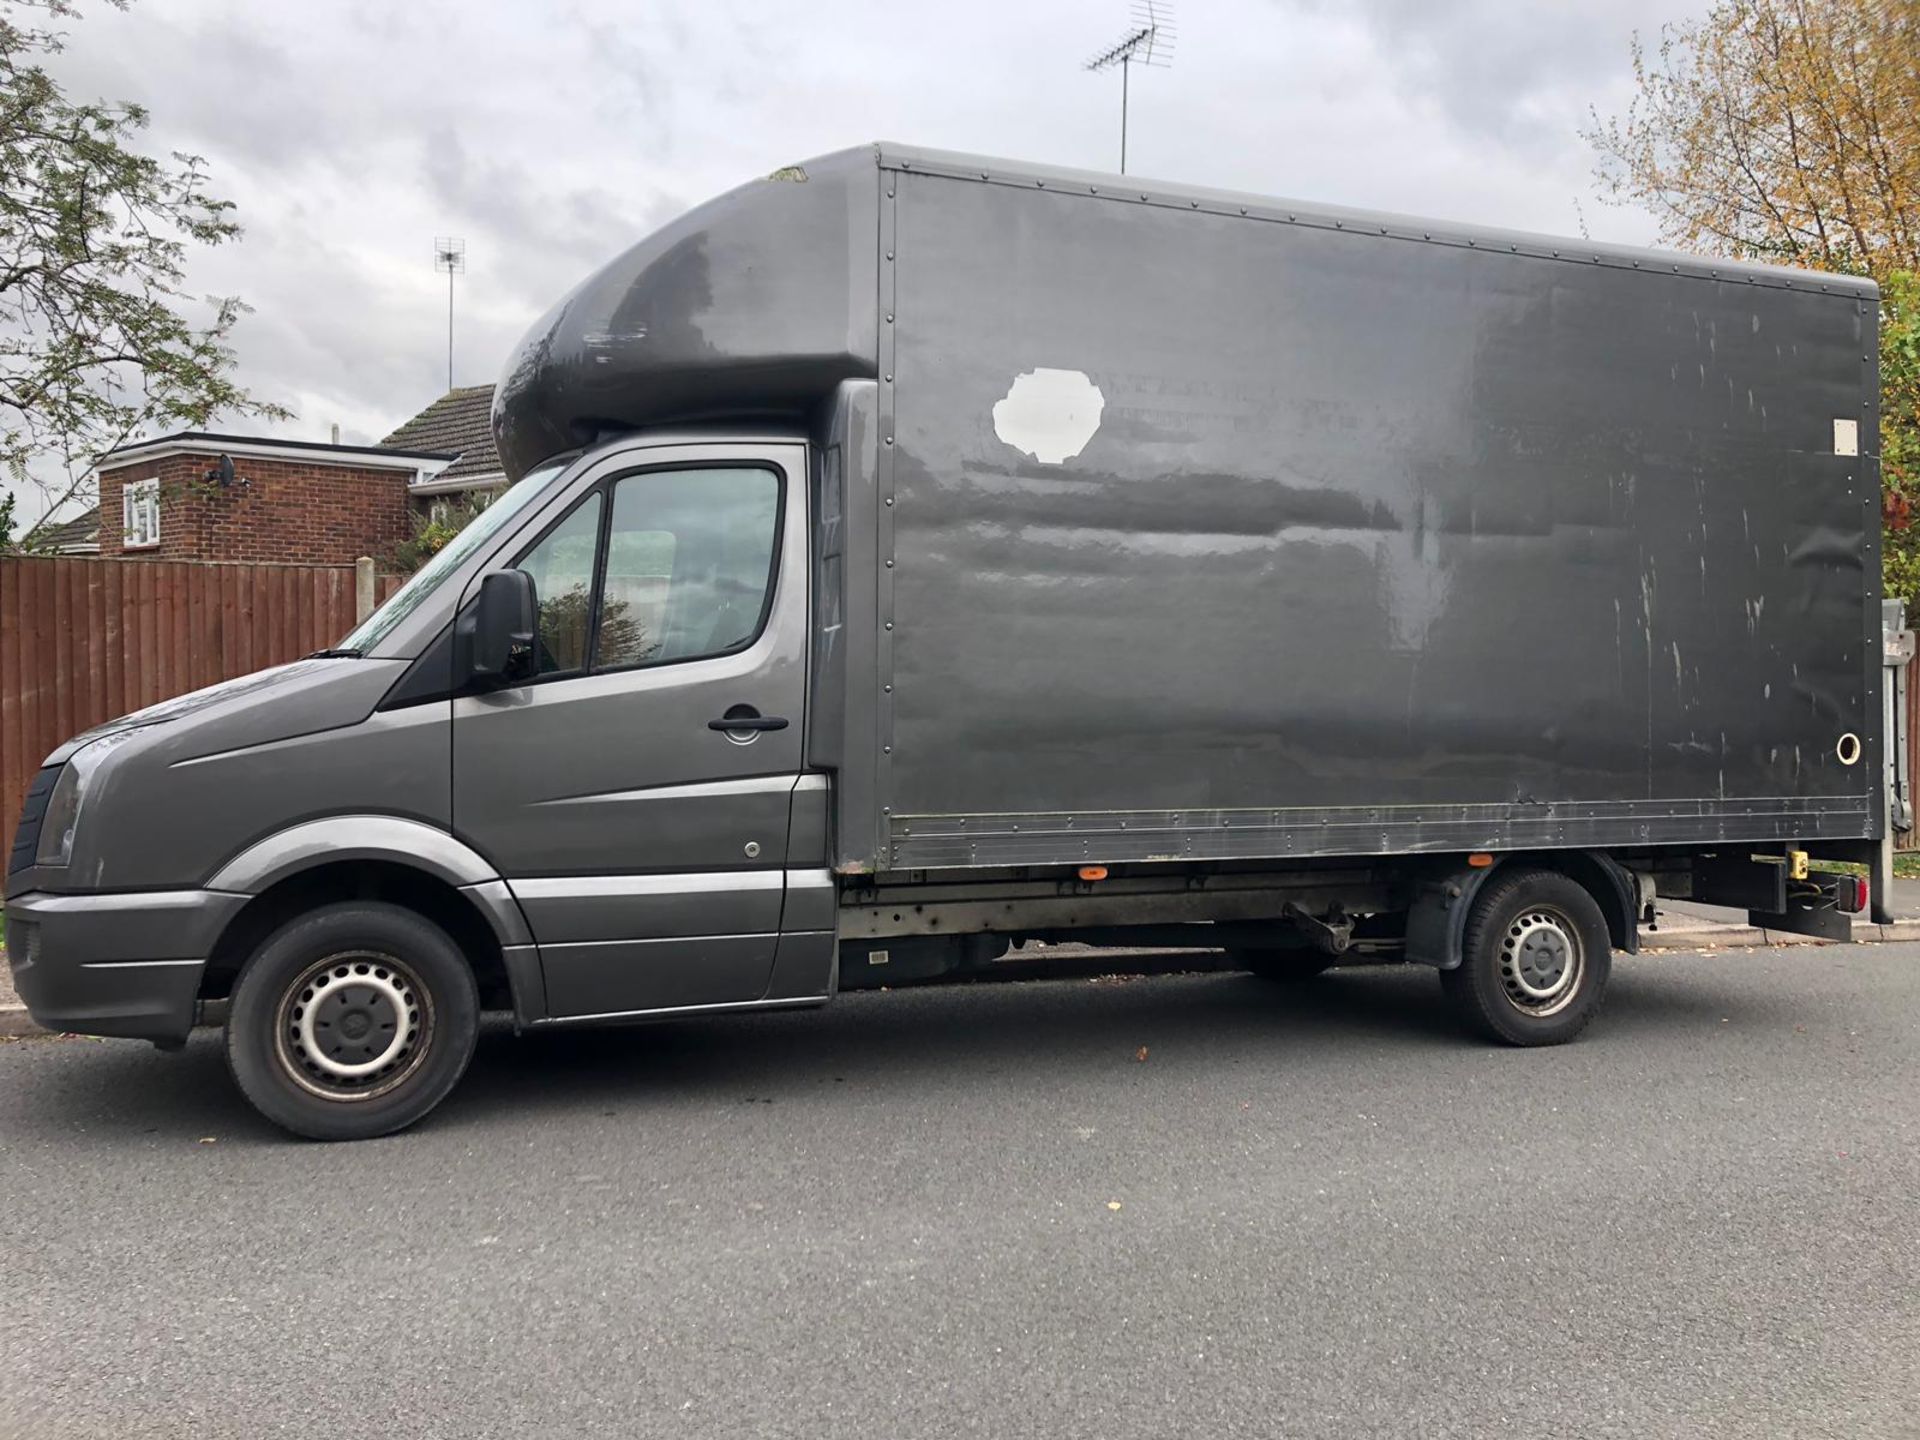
1587,0,1919,273
1882,270,1920,603
1585,0,1920,606
1,0,285,548
389,492,493,574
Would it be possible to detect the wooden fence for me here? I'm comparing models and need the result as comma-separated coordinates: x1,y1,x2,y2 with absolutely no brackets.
1,555,401,867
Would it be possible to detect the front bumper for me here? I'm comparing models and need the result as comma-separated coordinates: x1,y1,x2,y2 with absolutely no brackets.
5,889,248,1043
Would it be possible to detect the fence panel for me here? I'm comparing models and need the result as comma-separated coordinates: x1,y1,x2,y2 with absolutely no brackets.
1,556,403,867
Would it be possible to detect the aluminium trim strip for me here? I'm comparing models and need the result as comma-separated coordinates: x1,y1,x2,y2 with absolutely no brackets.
79,958,204,969
528,995,826,1027
535,773,825,806
512,871,784,900
536,932,778,951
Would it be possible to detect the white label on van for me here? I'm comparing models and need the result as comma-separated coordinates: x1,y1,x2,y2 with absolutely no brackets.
992,368,1105,465
1834,417,1859,456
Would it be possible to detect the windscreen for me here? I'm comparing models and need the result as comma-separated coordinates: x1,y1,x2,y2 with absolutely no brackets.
338,460,568,654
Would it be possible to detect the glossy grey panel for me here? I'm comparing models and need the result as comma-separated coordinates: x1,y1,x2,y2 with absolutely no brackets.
452,442,810,882
53,671,447,893
765,930,836,1001
879,165,1877,864
541,934,777,1017
821,381,884,870
785,777,830,866
510,871,783,944
39,657,369,766
4,888,247,960
500,944,546,1025
878,143,1875,295
493,148,881,480
780,867,837,931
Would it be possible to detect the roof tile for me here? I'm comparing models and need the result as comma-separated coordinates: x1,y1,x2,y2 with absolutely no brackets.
381,385,502,482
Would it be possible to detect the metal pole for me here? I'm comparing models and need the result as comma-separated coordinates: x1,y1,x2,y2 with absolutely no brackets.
446,267,454,391
1120,54,1130,173
1874,599,1914,923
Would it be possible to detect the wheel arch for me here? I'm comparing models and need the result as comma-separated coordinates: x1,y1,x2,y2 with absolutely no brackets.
205,816,500,894
1405,849,1640,969
199,820,536,1017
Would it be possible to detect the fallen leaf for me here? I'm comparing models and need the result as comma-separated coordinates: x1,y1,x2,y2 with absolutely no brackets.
1134,1046,1150,1062
196,1137,217,1145
1107,1201,1123,1212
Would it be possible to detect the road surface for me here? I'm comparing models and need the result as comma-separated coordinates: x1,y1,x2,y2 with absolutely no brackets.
3,943,1917,1438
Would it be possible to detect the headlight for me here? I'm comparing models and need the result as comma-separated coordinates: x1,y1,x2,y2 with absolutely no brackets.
34,738,115,868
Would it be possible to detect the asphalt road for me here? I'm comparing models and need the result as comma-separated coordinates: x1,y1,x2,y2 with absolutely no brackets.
3,944,1918,1440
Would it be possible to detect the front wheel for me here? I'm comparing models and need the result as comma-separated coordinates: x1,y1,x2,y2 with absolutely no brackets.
226,902,480,1141
1439,868,1611,1046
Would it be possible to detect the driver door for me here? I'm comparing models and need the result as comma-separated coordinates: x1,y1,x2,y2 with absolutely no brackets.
451,440,810,1018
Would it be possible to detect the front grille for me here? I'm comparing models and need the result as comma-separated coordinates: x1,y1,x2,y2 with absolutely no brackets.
7,765,59,876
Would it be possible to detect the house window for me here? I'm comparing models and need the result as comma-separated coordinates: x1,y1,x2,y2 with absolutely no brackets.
122,477,160,549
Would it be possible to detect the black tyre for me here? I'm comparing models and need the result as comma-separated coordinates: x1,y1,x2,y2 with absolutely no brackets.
1232,948,1336,983
225,902,480,1141
1439,867,1611,1046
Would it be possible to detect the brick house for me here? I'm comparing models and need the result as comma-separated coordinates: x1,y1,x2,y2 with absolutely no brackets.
379,384,508,503
74,386,506,565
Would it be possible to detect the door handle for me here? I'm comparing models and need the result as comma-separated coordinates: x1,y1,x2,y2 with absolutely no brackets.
714,714,787,733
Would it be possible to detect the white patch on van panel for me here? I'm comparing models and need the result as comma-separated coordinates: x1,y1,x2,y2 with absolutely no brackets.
1834,417,1859,456
992,368,1105,464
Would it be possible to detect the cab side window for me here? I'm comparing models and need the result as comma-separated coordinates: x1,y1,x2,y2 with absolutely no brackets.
596,468,780,670
507,466,780,680
514,493,602,675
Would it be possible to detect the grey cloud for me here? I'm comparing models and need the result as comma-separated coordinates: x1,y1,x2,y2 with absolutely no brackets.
1298,0,1686,151
4,0,1673,529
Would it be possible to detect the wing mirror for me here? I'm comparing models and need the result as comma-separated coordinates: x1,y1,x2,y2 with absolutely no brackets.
466,568,537,686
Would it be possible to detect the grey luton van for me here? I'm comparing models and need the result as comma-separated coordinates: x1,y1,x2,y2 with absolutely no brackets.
5,145,1883,1138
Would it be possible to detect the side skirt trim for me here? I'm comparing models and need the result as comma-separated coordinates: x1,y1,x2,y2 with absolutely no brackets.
525,994,829,1028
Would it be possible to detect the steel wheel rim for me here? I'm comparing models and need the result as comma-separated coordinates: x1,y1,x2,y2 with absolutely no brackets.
273,951,434,1102
1498,909,1583,1018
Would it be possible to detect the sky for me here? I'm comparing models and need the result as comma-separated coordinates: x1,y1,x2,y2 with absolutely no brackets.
16,0,1693,524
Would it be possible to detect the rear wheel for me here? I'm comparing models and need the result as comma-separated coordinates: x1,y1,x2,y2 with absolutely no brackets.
1439,867,1611,1045
225,902,480,1141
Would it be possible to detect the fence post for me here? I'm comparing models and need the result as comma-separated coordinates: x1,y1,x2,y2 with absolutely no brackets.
354,557,376,623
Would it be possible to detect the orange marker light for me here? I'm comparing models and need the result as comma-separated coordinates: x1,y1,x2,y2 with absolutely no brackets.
1467,853,1495,868
1078,865,1109,882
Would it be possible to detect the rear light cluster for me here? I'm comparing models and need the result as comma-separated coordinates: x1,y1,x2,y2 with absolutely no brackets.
1835,875,1869,914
